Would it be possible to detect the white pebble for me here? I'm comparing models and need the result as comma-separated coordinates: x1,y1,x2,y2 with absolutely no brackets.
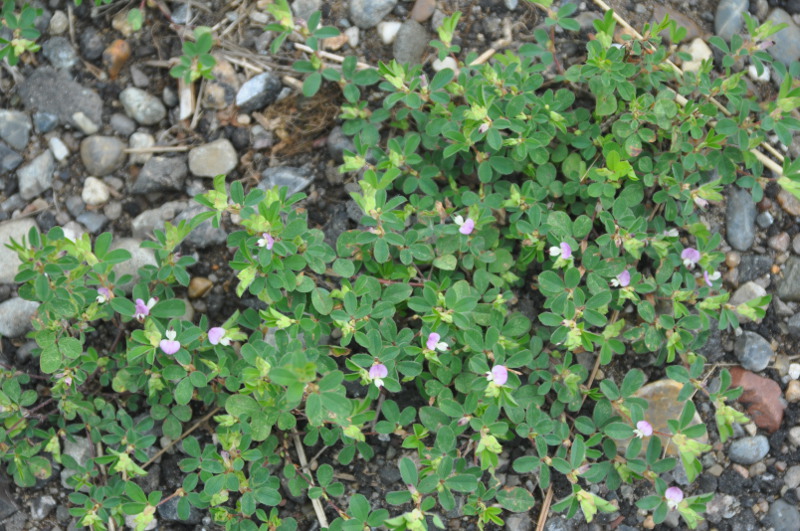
432,56,458,73
71,112,99,135
49,10,68,35
747,63,770,82
789,363,800,380
345,26,360,48
377,21,402,45
48,137,69,161
82,177,110,206
129,132,155,165
680,38,712,73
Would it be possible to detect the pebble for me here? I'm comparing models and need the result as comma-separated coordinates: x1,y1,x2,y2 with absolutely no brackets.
734,331,773,372
33,112,58,134
80,136,126,177
326,126,355,163
0,219,37,283
173,205,227,249
292,0,321,20
726,187,756,251
82,177,111,206
729,281,769,320
715,0,749,41
77,212,108,234
125,514,157,531
0,109,32,150
652,5,704,42
79,26,105,60
110,238,158,293
394,20,429,65
188,139,238,177
120,87,167,125
786,465,800,488
128,132,156,165
504,0,519,8
110,113,137,137
769,232,791,252
378,21,402,44
790,362,800,379
48,137,69,161
0,142,22,174
747,63,770,82
410,0,436,22
680,38,712,73
766,9,800,66
737,254,772,283
0,298,40,337
235,72,282,113
18,150,55,200
344,26,360,47
778,257,800,302
131,156,188,194
131,201,187,240
433,56,458,72
767,499,800,531
730,367,784,433
130,65,149,88
29,495,57,520
104,201,122,220
42,37,78,70
188,277,213,298
778,188,800,216
505,513,532,531
349,0,397,28
258,167,313,196
756,211,773,228
157,496,202,524
728,435,769,464
203,59,240,110
786,380,800,402
111,9,135,36
19,67,104,131
72,111,100,135
790,427,800,446
49,10,68,34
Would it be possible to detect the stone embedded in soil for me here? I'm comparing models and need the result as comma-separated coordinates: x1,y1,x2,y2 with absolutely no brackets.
410,0,436,22
110,113,136,137
785,380,800,402
765,9,800,67
378,21,402,45
728,434,769,464
80,26,105,61
80,136,126,177
292,0,322,21
48,137,69,161
125,513,157,531
41,37,78,70
0,479,17,519
72,111,100,135
680,38,713,73
729,281,769,321
120,87,167,125
18,150,55,200
326,126,355,163
767,499,800,531
33,112,58,134
128,132,156,165
733,331,773,372
49,10,67,34
785,465,800,488
736,254,772,283
0,298,40,338
29,495,56,520
0,218,37,284
188,139,238,177
630,379,708,457
157,495,202,524
778,256,800,302
730,366,784,433
202,58,240,110
110,238,157,293
394,20,429,65
82,177,110,206
258,166,313,196
349,0,397,29
18,67,103,128
788,313,800,338
0,142,22,175
77,212,109,234
0,110,32,150
715,0,749,41
130,156,188,195
188,277,213,298
235,72,282,113
131,201,187,240
777,188,800,216
726,187,756,251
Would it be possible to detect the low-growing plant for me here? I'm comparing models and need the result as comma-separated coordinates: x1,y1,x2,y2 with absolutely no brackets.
170,26,217,83
0,0,41,66
3,4,800,531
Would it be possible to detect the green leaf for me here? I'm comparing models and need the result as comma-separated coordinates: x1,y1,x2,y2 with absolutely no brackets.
40,343,61,374
174,378,193,405
444,474,478,492
303,72,323,97
433,254,457,271
496,487,536,512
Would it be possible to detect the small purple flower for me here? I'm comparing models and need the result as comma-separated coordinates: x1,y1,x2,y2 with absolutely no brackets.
681,247,701,269
426,332,448,351
486,365,508,386
693,196,708,208
549,242,572,259
369,363,388,388
135,297,157,321
758,40,774,51
96,287,112,304
208,327,230,346
257,233,275,250
454,215,475,235
634,420,653,438
611,270,631,288
478,122,490,134
664,486,684,510
704,270,721,287
159,330,180,355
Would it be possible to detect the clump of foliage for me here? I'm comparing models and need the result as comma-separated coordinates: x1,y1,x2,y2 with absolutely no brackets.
3,3,799,531
0,0,41,66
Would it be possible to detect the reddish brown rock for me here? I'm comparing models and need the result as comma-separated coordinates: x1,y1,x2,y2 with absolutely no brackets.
410,0,436,22
778,189,800,216
730,366,785,433
102,39,131,80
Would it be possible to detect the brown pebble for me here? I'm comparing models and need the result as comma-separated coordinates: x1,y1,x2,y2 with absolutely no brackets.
778,189,800,216
732,464,750,478
410,0,436,22
757,197,772,211
102,39,131,80
786,380,800,402
726,251,741,268
730,366,785,433
769,232,791,252
188,277,213,298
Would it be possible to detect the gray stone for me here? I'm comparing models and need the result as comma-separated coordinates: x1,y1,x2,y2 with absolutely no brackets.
393,20,429,65
131,201,187,240
110,238,157,293
120,87,167,126
235,72,282,112
766,9,800,67
65,195,85,218
49,137,69,161
0,142,22,174
173,205,227,249
728,435,769,464
790,426,800,446
18,150,55,200
349,0,397,28
18,67,103,128
131,156,188,194
82,177,110,206
30,495,56,520
130,65,150,88
737,254,772,283
49,10,68,34
42,37,78,69
788,313,800,338
292,0,321,20
0,218,37,283
170,3,188,24
156,496,202,524
258,166,313,196
79,26,105,60
71,111,99,135
326,126,355,163
715,0,749,41
726,188,756,251
80,136,126,176
0,298,40,337
733,331,772,372
778,257,800,302
505,513,533,531
756,211,774,228
76,212,108,234
785,465,800,489
33,112,58,134
110,113,137,136
0,110,32,150
188,139,238,177
128,132,156,165
767,499,800,531
0,477,18,518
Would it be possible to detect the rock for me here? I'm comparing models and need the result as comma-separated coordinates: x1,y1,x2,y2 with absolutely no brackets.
120,87,167,125
730,367,784,433
394,20,429,65
0,110,32,150
652,5,704,42
630,379,708,457
72,111,100,135
680,38,712,73
82,177,110,206
786,465,800,488
80,136,126,177
729,435,769,465
128,132,156,165
18,150,55,200
131,201,187,240
410,0,436,22
76,212,109,234
349,0,397,28
378,21,402,44
130,65,149,87
765,9,800,67
173,205,227,249
505,0,519,9
433,56,458,72
733,331,773,372
756,211,773,228
42,37,78,69
49,137,69,161
125,513,157,531
188,139,238,177
344,26,360,47
29,495,56,520
726,188,756,251
292,0,321,20
505,513,533,531
729,281,769,321
786,380,800,402
105,201,122,220
778,257,800,302
326,126,355,163
111,9,135,36
110,238,157,293
49,10,68,34
258,166,313,196
0,478,18,518
130,156,188,194
747,63,770,82
0,142,22,175
79,26,105,60
170,3,188,24
202,58,240,110
789,313,800,337
715,0,749,41
770,232,791,252
767,499,800,531
0,218,37,283
33,112,58,134
737,254,772,283
157,496,202,524
0,298,40,337
18,67,103,128
188,277,213,298
110,113,137,137
235,72,282,112
778,188,800,216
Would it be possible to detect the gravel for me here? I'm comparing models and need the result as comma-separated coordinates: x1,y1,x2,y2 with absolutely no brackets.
733,331,773,372
17,150,55,200
726,187,756,251
188,139,238,177
715,0,749,41
765,9,800,66
130,156,188,194
235,72,283,112
349,0,397,28
728,435,770,465
0,298,41,337
0,110,32,150
80,136,126,176
120,87,167,125
767,499,800,531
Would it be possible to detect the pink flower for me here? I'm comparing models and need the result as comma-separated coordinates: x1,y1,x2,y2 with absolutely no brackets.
426,332,448,351
549,242,572,259
664,486,683,510
159,330,180,355
486,365,508,386
704,270,720,287
208,327,230,346
478,122,490,134
693,196,708,208
611,270,631,288
634,420,653,438
453,215,475,235
135,297,157,321
369,363,388,388
96,287,112,303
257,233,275,250
681,247,701,268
